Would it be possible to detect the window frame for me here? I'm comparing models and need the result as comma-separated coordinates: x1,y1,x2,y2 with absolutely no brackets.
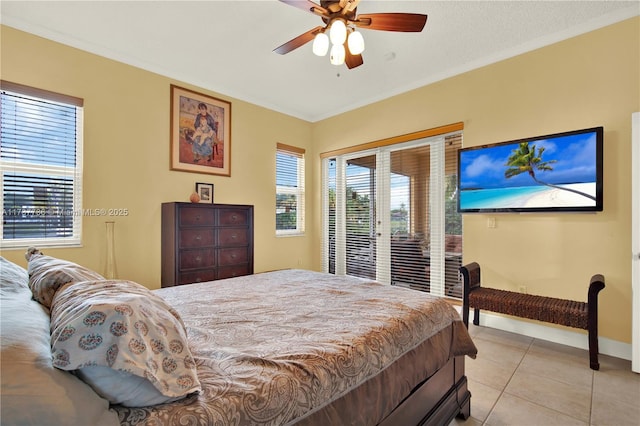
276,143,305,236
0,80,84,249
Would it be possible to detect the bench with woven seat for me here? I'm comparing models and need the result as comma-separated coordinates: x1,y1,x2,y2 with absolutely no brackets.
460,262,605,370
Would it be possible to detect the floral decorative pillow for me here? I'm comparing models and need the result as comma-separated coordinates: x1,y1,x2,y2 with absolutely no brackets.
49,279,201,407
25,247,104,308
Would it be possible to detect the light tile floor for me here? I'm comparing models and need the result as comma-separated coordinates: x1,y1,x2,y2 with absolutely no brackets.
450,323,640,426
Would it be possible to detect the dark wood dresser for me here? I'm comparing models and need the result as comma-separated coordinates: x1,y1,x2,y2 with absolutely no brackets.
161,202,254,287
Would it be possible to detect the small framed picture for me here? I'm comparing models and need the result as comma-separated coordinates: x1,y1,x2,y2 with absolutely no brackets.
195,182,214,204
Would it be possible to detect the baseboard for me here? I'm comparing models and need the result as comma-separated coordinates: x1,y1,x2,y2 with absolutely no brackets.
477,312,632,361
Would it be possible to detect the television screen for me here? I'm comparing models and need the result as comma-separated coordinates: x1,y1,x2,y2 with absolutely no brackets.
457,127,603,213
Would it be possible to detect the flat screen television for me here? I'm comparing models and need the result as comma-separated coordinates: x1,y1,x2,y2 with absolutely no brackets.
457,126,603,213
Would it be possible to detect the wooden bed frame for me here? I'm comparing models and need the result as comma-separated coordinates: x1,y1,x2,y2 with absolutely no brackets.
380,357,471,425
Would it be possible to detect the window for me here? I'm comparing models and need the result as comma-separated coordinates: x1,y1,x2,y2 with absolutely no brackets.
1,81,83,248
276,143,305,235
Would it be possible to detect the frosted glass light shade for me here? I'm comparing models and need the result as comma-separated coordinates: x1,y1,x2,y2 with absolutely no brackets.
329,19,347,45
312,32,329,56
330,44,345,65
347,31,365,55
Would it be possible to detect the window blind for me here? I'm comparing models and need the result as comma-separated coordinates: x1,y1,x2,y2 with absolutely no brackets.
444,134,463,298
322,158,337,273
276,143,305,235
1,81,83,248
388,142,434,293
344,153,377,280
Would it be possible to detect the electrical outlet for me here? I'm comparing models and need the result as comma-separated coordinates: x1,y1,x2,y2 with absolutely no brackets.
487,217,496,228
519,286,527,294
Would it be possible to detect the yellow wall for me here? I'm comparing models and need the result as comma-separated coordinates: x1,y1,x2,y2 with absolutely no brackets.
0,26,316,288
1,17,638,345
310,17,639,344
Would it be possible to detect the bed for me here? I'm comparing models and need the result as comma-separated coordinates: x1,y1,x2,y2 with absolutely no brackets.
1,253,477,426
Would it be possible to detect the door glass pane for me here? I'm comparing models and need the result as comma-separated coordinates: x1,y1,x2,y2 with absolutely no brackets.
345,155,376,279
390,145,430,291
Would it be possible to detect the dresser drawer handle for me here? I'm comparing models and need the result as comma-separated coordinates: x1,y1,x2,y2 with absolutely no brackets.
195,256,202,263
231,234,237,240
195,215,201,221
231,214,238,222
195,235,202,241
230,253,237,259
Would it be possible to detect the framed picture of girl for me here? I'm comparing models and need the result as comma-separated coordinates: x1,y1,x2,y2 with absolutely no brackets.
170,85,231,176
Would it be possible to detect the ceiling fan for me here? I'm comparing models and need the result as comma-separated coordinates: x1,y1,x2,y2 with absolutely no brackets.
274,0,428,69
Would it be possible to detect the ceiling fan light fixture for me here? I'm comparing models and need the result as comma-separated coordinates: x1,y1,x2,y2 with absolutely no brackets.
347,30,365,55
330,44,346,65
312,32,329,56
329,19,347,46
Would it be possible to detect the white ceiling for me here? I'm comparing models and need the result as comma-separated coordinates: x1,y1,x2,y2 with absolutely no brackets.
1,1,638,122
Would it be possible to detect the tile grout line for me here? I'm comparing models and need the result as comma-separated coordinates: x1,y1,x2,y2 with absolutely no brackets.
481,335,535,425
511,338,594,425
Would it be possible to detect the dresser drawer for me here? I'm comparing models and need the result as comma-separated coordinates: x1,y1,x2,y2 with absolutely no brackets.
219,209,249,226
179,229,214,248
217,265,250,280
179,248,216,270
218,228,248,246
218,247,248,266
178,269,216,285
180,207,215,226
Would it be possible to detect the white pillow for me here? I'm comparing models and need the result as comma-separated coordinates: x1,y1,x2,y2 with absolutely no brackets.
75,366,184,407
0,271,119,425
0,256,29,294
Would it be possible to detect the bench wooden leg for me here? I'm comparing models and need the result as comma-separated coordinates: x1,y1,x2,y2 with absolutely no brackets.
588,326,599,370
587,274,605,371
473,308,480,326
462,303,469,328
460,262,481,329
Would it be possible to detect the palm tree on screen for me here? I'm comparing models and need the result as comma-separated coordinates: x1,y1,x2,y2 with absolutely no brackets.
505,142,595,201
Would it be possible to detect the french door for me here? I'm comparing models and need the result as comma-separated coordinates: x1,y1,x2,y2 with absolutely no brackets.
322,131,462,297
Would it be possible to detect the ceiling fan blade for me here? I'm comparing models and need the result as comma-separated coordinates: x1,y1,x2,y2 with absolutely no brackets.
274,26,324,55
278,0,328,17
355,13,428,32
345,49,364,69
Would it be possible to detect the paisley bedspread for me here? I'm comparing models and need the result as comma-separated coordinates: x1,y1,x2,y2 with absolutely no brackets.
114,269,477,425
